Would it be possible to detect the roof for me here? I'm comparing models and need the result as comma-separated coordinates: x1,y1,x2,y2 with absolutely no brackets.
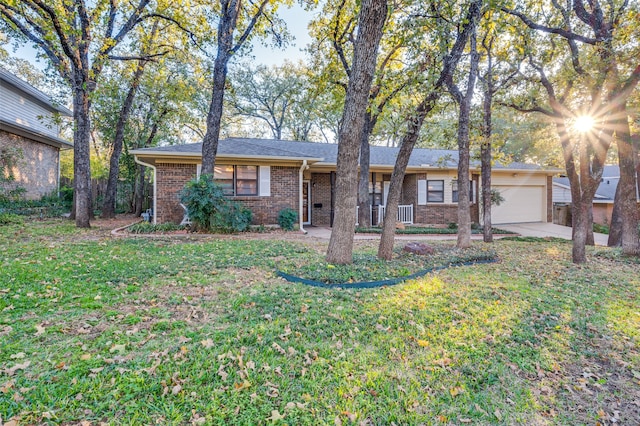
132,138,556,172
0,68,73,116
553,165,622,202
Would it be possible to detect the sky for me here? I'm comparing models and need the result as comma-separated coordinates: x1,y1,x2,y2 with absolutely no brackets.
10,3,314,70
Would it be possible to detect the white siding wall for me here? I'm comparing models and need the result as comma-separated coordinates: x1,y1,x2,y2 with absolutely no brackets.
552,184,573,203
0,84,60,137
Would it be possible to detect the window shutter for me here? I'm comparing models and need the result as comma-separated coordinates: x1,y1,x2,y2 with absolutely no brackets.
196,164,201,180
417,179,427,205
259,166,271,196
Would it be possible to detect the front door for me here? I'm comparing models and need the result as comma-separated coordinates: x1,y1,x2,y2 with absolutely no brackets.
303,180,311,225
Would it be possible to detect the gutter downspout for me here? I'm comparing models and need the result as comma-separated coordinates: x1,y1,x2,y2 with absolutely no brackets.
134,156,157,225
299,160,309,234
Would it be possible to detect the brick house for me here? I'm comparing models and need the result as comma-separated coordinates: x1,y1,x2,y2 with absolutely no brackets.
552,165,640,226
0,68,72,199
131,138,557,229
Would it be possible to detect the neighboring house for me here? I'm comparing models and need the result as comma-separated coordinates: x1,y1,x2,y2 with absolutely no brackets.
553,165,640,225
0,68,73,199
131,138,557,228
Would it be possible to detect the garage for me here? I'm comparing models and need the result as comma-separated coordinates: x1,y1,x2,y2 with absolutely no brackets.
491,185,546,224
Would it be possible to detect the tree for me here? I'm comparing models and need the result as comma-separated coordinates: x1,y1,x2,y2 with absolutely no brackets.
476,12,519,243
503,0,640,262
325,0,387,264
200,0,289,175
446,19,479,249
0,0,174,227
310,0,411,227
227,61,328,140
378,0,482,260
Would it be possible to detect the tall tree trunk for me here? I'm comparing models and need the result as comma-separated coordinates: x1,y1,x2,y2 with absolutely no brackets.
480,136,492,242
201,0,241,175
357,114,376,228
377,0,482,259
572,197,591,262
480,60,493,242
608,182,622,246
326,0,387,264
72,79,92,228
101,60,147,219
378,99,434,260
447,30,479,249
615,103,640,255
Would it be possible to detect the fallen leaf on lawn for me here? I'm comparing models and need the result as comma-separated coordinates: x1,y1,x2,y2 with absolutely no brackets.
287,347,297,356
201,339,214,349
246,360,256,370
449,386,464,397
172,384,182,395
460,418,471,423
218,366,228,381
234,381,251,391
272,343,286,355
89,367,104,374
5,361,30,376
13,392,24,402
437,415,447,423
285,402,296,411
494,409,502,421
334,416,342,426
267,410,285,421
94,295,102,300
9,353,25,359
417,339,429,347
4,420,18,426
35,324,45,335
80,354,91,361
110,344,126,353
266,387,279,398
341,411,356,422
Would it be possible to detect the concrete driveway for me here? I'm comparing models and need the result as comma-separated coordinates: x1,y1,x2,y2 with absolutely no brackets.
304,222,609,245
498,222,609,246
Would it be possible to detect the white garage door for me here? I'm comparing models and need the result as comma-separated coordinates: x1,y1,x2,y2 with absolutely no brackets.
492,185,545,224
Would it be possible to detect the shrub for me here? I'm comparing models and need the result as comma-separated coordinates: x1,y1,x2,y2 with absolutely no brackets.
277,208,298,231
180,174,253,233
447,222,458,230
0,212,24,225
128,222,186,234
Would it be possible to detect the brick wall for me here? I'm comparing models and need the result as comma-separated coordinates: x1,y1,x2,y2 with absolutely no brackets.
156,163,197,223
0,130,60,199
155,163,299,225
311,173,332,226
236,166,298,225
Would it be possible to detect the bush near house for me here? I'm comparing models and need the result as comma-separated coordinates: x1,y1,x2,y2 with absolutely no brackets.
180,175,253,233
277,207,298,231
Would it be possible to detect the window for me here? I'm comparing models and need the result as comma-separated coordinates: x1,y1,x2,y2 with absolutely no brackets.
451,179,475,203
427,180,444,202
452,180,459,203
214,165,258,196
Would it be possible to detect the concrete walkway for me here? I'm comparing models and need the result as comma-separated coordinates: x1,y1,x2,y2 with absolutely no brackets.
304,222,609,245
498,222,609,246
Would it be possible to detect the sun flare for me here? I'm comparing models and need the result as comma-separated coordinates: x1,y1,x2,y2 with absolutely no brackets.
574,115,595,133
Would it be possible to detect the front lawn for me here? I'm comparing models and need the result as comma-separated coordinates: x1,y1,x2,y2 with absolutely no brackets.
1,220,638,425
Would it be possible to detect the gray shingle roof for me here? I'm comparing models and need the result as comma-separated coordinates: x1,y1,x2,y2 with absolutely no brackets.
133,138,549,171
553,165,621,201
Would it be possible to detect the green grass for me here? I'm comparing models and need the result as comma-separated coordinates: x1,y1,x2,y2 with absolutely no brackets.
1,219,638,425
